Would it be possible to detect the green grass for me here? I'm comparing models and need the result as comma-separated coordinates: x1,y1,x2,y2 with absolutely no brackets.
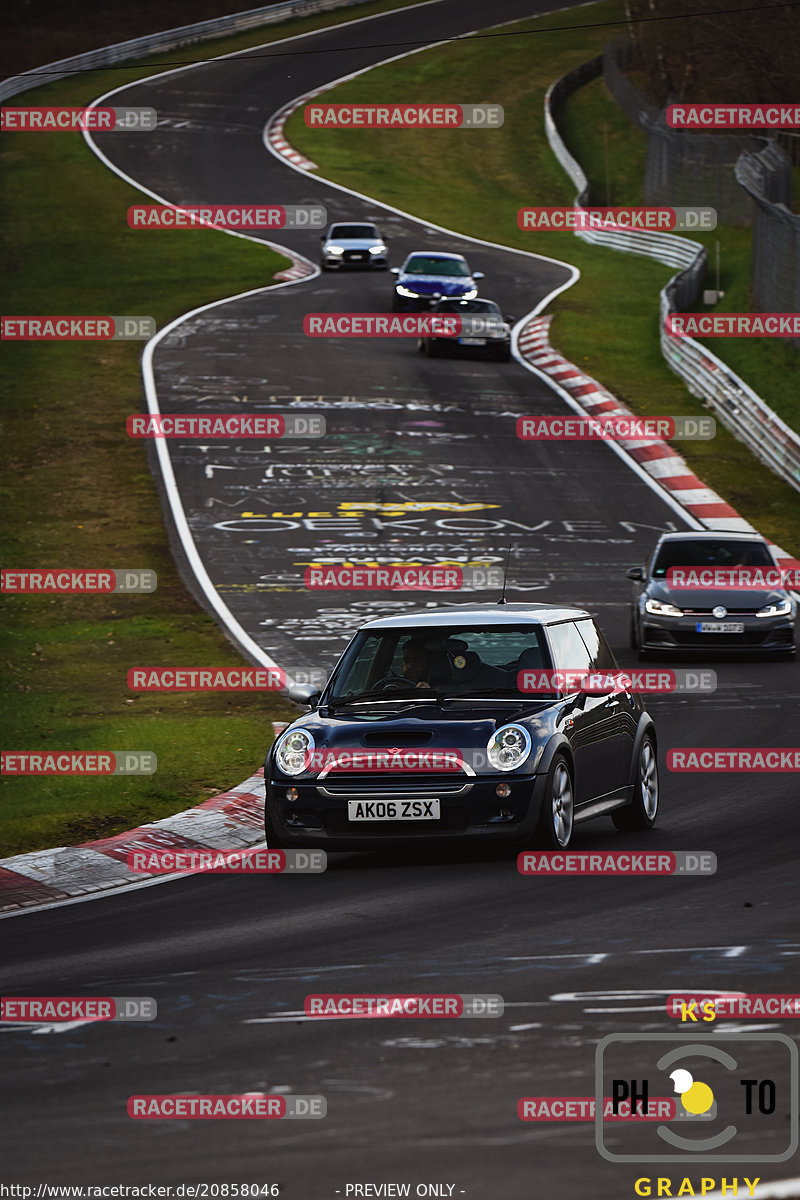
0,0,438,857
286,0,800,553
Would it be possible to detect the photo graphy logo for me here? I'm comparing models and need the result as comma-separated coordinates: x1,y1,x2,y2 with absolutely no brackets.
595,1033,798,1162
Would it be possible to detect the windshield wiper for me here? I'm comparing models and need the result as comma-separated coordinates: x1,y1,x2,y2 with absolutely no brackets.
440,689,551,701
329,688,441,707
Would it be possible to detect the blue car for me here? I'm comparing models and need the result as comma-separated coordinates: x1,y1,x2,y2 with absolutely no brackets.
390,250,484,312
264,604,659,853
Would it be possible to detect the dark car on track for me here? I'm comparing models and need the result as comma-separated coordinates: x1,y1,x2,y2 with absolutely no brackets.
264,604,659,852
627,531,796,658
390,250,483,311
417,296,513,361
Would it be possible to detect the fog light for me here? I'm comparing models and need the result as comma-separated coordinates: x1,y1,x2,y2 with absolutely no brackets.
286,787,299,802
495,783,512,798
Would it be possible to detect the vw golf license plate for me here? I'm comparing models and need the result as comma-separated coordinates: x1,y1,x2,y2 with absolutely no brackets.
696,621,745,633
348,799,440,821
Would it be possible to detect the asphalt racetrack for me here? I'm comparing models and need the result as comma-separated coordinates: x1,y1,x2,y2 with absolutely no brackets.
3,2,799,1196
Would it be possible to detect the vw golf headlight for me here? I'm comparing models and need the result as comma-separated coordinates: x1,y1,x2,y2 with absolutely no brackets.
396,285,420,298
275,728,315,775
487,724,532,772
756,597,794,618
645,598,684,618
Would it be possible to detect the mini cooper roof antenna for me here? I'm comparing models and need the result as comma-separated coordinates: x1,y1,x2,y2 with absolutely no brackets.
497,543,515,605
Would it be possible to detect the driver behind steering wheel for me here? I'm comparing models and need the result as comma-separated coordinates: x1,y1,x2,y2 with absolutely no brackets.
377,637,433,690
401,637,432,688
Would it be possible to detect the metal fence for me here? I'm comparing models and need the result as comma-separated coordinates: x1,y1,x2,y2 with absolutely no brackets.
544,63,800,493
735,143,800,348
603,38,768,228
0,0,368,101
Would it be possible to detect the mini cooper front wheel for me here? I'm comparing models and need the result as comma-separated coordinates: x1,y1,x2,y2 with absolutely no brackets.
533,753,574,849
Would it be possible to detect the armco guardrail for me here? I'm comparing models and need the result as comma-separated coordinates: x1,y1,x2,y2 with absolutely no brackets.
0,0,368,102
735,143,800,348
544,63,800,493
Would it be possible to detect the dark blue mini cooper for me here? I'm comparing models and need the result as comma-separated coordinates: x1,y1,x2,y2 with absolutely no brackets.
264,604,659,851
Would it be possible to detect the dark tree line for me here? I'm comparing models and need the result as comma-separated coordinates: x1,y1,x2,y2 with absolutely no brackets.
623,0,800,104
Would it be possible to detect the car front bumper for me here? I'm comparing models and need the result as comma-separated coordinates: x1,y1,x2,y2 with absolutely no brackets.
323,251,387,268
266,771,547,848
639,614,795,653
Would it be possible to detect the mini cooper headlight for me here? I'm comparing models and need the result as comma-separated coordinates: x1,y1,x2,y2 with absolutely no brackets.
645,598,684,618
756,597,794,618
275,728,315,776
487,724,532,772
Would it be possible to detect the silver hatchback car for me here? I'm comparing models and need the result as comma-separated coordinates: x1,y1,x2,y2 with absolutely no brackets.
319,221,388,270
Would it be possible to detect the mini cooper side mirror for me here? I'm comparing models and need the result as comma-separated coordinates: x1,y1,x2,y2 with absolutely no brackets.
626,566,645,581
288,684,321,707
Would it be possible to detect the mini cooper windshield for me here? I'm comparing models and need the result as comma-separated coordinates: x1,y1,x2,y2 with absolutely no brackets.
327,625,555,704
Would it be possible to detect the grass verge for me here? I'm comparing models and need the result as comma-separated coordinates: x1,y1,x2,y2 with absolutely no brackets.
0,0,433,857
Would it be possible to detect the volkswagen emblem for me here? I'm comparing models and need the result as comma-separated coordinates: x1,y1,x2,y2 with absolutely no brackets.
712,605,727,619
